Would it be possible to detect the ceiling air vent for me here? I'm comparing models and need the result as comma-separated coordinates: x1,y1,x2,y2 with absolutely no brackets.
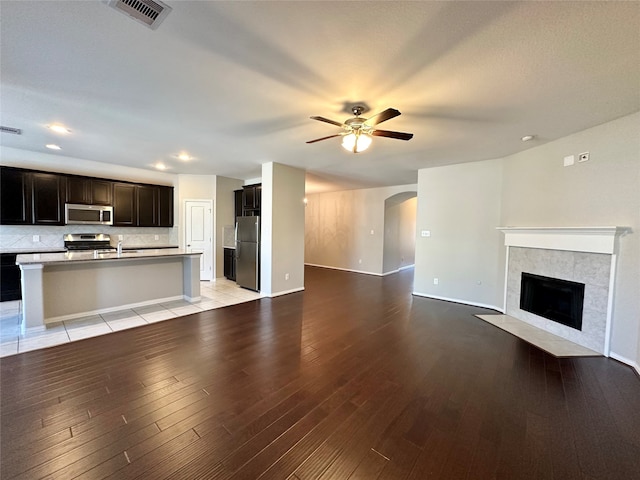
105,0,172,30
0,126,22,135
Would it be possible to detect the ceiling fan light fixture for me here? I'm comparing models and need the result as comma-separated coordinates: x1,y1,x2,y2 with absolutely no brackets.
342,133,372,153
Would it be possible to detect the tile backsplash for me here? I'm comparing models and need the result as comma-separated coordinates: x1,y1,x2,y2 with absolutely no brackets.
0,225,179,249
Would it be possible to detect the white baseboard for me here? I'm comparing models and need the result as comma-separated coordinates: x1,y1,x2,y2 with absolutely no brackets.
609,352,640,376
306,263,414,277
305,263,383,277
42,295,184,325
268,287,305,298
412,291,503,313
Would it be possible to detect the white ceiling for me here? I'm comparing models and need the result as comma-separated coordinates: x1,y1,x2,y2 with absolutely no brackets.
1,1,639,193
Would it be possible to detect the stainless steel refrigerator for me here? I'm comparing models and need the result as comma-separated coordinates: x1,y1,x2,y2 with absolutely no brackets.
235,216,260,291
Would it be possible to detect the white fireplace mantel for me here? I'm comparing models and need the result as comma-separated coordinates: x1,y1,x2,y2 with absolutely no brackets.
496,226,631,254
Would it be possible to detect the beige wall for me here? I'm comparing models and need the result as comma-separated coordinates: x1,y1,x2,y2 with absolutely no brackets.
500,112,640,367
305,184,417,275
414,111,640,368
414,159,505,309
261,162,306,296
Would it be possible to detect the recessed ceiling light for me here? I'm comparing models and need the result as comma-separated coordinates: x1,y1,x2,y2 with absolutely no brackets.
177,152,192,161
47,124,71,134
45,144,61,150
521,135,535,142
155,163,167,170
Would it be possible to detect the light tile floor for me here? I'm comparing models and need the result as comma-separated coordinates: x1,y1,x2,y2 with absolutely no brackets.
476,314,602,357
0,279,263,357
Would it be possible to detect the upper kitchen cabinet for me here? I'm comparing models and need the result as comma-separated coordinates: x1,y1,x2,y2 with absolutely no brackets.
0,166,31,224
137,185,158,227
115,183,174,227
158,186,174,227
66,176,112,205
32,172,65,225
242,184,261,216
234,189,243,219
113,183,136,226
0,167,64,225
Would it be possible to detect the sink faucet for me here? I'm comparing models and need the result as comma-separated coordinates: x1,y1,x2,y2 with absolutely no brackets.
117,240,122,255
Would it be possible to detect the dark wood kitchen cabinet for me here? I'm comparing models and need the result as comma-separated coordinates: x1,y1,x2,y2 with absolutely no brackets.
1,166,173,227
224,248,236,280
66,176,112,205
0,254,21,301
0,167,64,225
158,186,174,227
241,184,261,216
113,183,136,226
0,166,31,224
234,189,243,219
31,172,65,225
137,185,158,227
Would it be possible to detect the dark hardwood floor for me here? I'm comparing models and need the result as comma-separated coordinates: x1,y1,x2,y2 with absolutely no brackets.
1,266,639,479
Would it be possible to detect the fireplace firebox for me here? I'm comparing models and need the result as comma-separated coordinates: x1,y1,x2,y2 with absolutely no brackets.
520,272,585,330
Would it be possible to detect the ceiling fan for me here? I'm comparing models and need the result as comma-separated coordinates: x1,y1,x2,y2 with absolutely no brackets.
306,106,414,153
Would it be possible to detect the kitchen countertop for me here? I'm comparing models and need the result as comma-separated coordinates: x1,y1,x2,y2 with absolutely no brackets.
122,244,179,250
16,248,199,266
1,247,67,255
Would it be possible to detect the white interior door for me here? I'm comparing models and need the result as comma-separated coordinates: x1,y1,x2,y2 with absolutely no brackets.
185,200,213,281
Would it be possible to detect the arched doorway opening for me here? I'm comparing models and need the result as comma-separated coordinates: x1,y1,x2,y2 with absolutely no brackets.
383,191,417,274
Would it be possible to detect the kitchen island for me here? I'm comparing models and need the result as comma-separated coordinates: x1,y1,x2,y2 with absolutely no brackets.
16,249,201,331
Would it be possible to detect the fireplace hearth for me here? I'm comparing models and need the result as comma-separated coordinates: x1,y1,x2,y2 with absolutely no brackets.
520,272,585,330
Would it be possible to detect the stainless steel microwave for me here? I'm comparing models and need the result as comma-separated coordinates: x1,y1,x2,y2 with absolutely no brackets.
65,203,113,225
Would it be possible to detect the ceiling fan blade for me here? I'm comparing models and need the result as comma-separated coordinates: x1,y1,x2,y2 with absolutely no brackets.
371,129,414,141
306,134,342,144
310,116,345,127
365,108,401,126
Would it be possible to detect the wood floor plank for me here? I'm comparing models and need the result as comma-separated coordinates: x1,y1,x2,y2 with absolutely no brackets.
1,266,639,480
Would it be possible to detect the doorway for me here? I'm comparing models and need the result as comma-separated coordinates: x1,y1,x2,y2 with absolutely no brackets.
185,199,213,281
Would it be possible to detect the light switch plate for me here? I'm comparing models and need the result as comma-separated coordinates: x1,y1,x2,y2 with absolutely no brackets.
421,230,431,237
563,155,575,167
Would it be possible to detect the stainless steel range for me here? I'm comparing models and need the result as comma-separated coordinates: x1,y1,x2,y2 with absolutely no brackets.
64,233,116,252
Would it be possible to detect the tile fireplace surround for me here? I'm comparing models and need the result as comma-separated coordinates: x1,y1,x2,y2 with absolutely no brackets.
496,226,630,356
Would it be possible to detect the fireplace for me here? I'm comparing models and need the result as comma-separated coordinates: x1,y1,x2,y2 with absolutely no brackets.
497,226,630,356
520,272,584,330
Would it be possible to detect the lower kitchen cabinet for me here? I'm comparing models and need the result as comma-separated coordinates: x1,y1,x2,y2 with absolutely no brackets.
0,254,21,302
224,248,236,281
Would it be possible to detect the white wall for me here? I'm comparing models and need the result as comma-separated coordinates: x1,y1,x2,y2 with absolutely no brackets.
0,147,176,186
261,162,306,297
305,184,417,275
500,112,640,368
414,159,505,309
414,111,640,369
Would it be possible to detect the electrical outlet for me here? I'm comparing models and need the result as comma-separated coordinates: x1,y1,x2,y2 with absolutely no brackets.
154,235,159,240
563,155,575,167
433,278,439,285
118,235,123,240
32,235,40,242
285,273,289,280
421,230,431,237
370,229,374,235
358,259,362,264
578,152,590,162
